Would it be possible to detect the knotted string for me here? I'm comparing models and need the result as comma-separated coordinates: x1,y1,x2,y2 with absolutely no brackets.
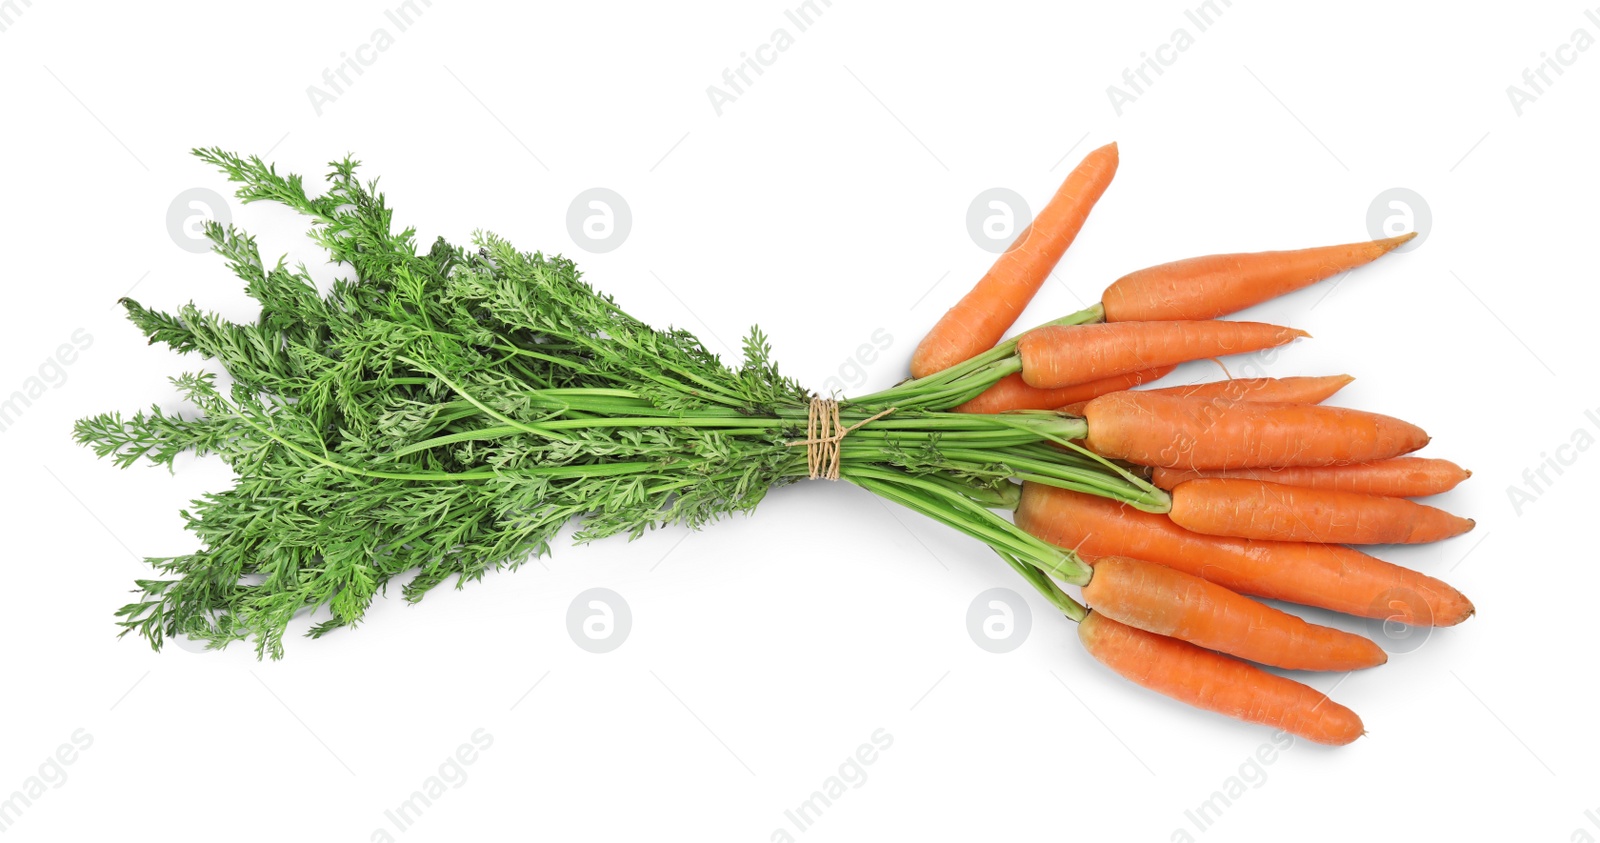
785,398,896,480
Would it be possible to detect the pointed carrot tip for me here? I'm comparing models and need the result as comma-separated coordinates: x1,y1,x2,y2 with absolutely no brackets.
1376,230,1418,252
1369,231,1420,255
1322,374,1356,393
1443,601,1477,626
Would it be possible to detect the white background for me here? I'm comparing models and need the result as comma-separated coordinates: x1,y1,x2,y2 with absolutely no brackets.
2,1,1597,840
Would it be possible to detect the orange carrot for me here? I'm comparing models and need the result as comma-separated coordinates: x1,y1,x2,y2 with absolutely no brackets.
1169,478,1475,544
1078,613,1365,745
955,366,1174,414
1082,392,1429,469
1083,556,1387,671
1143,374,1351,404
1058,374,1350,415
1018,321,1306,389
910,143,1119,378
1150,458,1472,498
1016,484,1474,626
1101,233,1416,322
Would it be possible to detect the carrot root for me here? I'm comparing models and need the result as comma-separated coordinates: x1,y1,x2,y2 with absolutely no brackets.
954,366,1174,414
1017,483,1474,626
1151,458,1473,498
1169,478,1476,544
1058,374,1351,416
1019,321,1306,389
1101,233,1416,322
1078,613,1366,745
911,143,1119,378
1083,556,1388,671
1083,391,1429,469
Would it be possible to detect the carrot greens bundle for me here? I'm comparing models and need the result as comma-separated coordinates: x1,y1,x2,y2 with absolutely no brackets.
76,150,1157,658
80,145,1476,748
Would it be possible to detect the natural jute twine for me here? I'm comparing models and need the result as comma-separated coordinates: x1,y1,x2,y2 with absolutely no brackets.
785,398,897,481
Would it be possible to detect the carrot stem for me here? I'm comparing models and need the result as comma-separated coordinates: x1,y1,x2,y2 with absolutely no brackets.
846,468,1092,584
995,549,1088,621
858,304,1105,408
927,446,1171,512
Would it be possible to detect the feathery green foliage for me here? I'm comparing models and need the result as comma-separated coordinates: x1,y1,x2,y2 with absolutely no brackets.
76,151,1162,658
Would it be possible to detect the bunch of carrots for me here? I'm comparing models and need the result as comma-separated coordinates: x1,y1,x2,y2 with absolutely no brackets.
910,142,1473,746
83,147,1469,747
